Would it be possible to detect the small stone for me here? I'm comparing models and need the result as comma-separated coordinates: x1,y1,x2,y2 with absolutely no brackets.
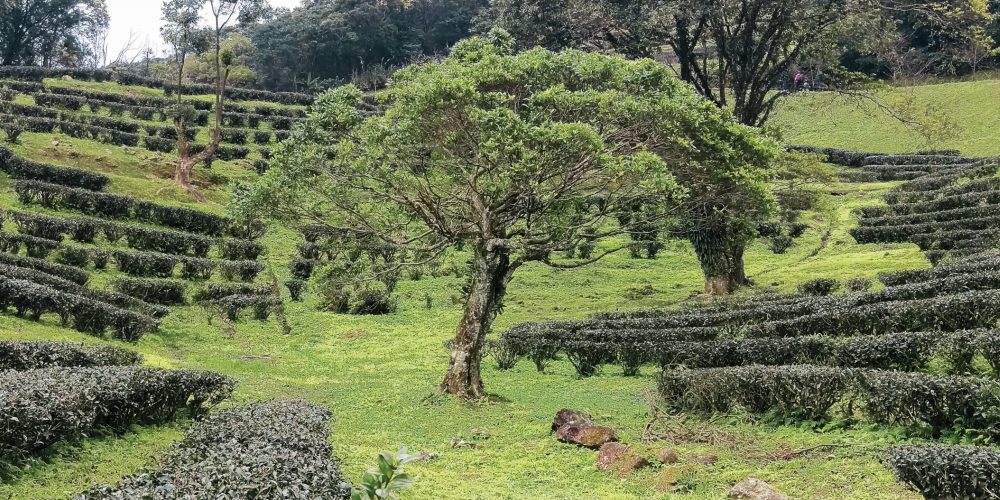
596,442,649,475
555,423,617,449
657,448,681,464
552,408,593,431
728,478,787,500
689,454,718,465
61,75,73,80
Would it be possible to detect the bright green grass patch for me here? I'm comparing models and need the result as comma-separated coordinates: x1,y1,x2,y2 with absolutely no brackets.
771,79,1000,156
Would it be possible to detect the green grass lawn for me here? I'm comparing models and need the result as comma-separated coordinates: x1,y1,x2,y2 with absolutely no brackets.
3,78,994,499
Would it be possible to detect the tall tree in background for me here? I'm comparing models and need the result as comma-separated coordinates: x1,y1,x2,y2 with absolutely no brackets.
0,0,108,66
251,0,486,91
478,0,995,126
235,31,776,397
161,0,267,200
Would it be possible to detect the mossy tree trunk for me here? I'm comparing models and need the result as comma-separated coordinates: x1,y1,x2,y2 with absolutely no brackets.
690,224,752,295
440,245,513,399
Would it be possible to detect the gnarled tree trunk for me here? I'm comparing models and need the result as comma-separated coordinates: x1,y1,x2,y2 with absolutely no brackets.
441,245,512,399
690,224,752,295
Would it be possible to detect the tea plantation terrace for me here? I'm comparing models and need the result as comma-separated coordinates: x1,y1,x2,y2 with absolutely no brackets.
0,146,278,340
503,149,1000,498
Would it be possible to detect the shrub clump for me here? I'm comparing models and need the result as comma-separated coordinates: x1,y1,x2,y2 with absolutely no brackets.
883,445,1000,499
0,367,233,455
797,278,839,296
77,400,351,499
0,340,142,370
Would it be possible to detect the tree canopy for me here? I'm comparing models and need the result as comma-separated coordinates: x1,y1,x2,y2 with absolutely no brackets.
236,30,777,398
0,0,108,66
250,0,486,91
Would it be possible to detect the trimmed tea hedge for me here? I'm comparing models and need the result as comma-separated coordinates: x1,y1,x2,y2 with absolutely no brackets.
112,278,187,306
0,276,157,341
0,147,109,190
657,365,1000,436
0,366,233,455
77,400,350,499
884,445,1000,499
0,251,89,284
0,340,141,370
14,181,235,237
0,263,168,318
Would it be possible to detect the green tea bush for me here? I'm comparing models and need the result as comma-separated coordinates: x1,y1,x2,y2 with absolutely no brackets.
55,246,91,268
76,400,349,499
0,147,109,190
0,366,233,455
797,278,839,296
0,340,141,370
884,445,1000,500
113,278,187,306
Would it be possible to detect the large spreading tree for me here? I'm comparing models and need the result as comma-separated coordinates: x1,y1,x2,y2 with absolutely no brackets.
236,31,776,398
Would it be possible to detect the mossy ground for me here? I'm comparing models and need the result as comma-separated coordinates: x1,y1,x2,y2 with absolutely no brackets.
1,77,995,499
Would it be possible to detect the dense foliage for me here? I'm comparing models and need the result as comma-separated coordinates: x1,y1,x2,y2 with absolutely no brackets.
0,366,233,456
77,400,351,499
251,0,487,91
884,445,1000,499
0,340,141,370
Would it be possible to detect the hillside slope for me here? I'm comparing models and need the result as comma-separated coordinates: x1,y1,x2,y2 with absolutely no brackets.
0,76,936,499
772,79,1000,156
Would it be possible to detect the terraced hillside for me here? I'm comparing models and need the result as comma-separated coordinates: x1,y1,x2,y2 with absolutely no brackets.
1,70,993,499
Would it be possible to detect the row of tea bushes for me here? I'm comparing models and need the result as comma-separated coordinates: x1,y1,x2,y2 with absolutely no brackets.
1,263,168,318
638,330,999,373
0,66,313,105
12,179,251,238
884,445,1000,499
0,340,141,370
112,278,187,306
0,251,89,284
878,252,1000,286
0,113,141,147
3,209,262,259
0,276,157,341
787,145,963,167
503,272,1000,375
76,400,350,499
111,249,264,282
0,146,109,190
0,366,233,455
43,85,212,111
657,365,1000,437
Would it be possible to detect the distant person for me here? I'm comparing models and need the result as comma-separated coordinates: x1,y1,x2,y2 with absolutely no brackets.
794,71,804,90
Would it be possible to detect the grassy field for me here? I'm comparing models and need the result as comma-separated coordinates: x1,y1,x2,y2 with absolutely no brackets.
771,79,1000,156
2,78,997,499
